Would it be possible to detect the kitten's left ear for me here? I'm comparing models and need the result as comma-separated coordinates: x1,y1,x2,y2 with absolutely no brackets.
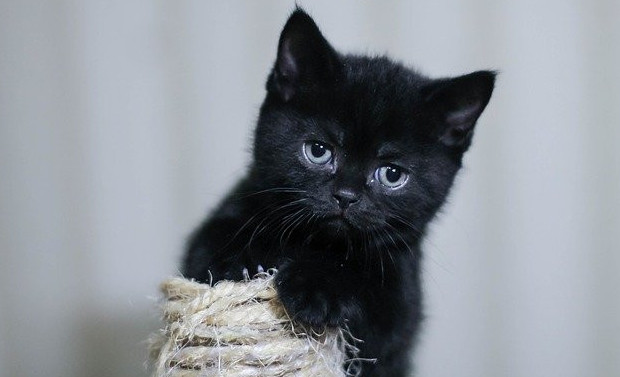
423,71,496,148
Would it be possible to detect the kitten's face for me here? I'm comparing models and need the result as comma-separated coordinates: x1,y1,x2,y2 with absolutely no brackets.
253,10,494,239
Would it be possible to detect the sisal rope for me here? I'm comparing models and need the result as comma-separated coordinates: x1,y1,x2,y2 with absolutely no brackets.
149,272,357,377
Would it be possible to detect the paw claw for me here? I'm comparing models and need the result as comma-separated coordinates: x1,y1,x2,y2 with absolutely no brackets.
257,264,264,273
242,267,250,280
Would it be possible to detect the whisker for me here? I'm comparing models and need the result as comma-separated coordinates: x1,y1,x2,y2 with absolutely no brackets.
370,227,386,286
213,197,296,254
282,211,311,250
379,227,398,268
390,213,424,236
245,198,307,251
383,221,415,258
277,207,307,247
231,187,307,200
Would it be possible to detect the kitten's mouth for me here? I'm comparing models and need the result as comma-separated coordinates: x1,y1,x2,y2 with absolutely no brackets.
322,213,355,230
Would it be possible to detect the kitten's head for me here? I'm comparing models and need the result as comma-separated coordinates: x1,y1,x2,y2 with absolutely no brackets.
253,9,495,240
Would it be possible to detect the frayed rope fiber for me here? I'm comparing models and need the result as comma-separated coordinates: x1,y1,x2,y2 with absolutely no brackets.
149,272,358,377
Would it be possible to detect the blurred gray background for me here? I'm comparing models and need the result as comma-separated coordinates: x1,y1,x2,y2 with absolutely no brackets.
1,1,619,377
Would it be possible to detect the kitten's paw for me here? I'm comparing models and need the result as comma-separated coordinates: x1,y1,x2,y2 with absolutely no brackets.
275,262,359,327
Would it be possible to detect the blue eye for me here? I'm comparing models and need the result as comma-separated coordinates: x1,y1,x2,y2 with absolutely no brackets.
376,165,408,188
304,141,333,165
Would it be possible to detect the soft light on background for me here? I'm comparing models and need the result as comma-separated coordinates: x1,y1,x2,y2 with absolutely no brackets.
1,1,619,377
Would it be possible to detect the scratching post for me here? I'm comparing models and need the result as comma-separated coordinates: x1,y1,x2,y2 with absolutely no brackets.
149,273,356,376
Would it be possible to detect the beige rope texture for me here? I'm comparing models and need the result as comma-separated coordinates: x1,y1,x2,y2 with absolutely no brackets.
149,273,355,377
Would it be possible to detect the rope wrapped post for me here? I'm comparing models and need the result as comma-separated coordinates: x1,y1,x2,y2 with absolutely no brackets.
149,273,355,376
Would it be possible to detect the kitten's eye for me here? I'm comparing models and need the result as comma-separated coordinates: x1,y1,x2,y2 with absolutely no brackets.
376,165,408,188
303,141,333,165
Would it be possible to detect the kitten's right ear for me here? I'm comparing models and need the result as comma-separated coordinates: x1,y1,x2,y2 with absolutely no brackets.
269,8,341,102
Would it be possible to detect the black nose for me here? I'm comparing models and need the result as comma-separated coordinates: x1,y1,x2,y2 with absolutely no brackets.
333,188,360,210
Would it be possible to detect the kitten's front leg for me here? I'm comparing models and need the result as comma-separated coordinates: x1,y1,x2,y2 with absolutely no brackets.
275,258,362,327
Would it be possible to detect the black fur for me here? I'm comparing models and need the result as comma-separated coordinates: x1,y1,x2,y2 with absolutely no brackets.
183,9,495,377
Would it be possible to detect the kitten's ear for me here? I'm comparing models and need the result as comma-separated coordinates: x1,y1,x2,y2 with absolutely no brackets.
269,8,340,102
423,71,496,148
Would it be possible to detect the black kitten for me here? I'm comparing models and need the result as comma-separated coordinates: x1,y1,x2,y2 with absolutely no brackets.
183,9,494,377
